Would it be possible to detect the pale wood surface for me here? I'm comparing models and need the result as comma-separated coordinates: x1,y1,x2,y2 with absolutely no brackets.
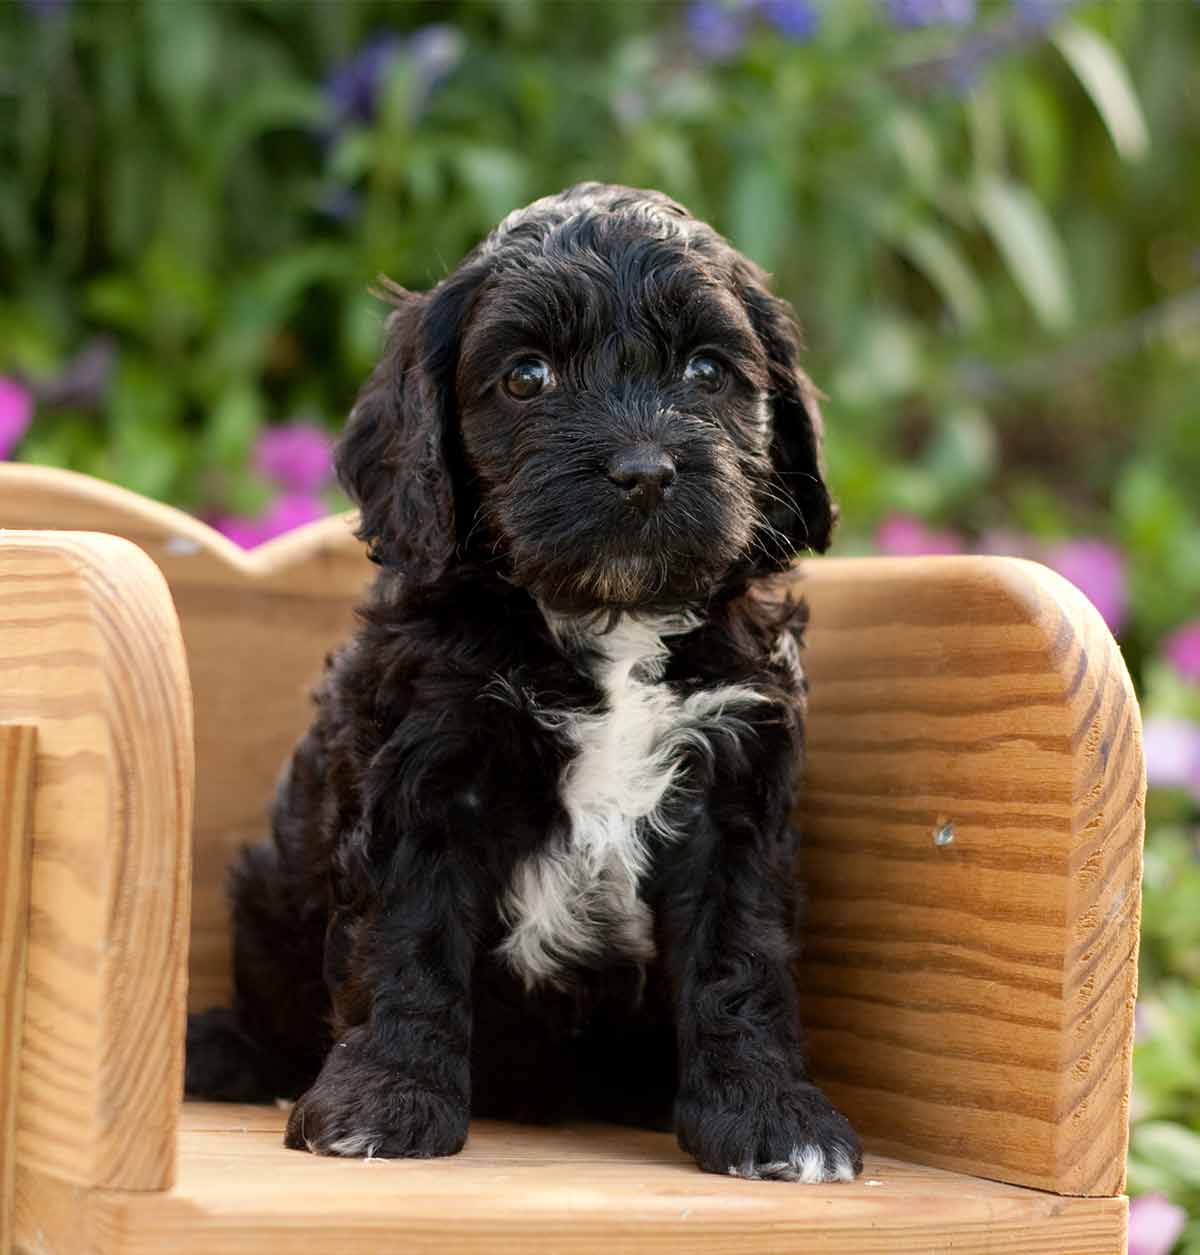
0,465,364,1013
796,556,1143,1196
0,532,193,1191
13,1103,1126,1255
0,725,36,1255
0,466,1143,1200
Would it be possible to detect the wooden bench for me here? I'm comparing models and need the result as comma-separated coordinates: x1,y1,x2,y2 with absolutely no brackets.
0,464,1143,1254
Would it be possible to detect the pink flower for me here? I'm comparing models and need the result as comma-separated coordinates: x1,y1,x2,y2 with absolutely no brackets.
1141,717,1200,803
0,376,34,459
976,528,1036,558
212,515,270,549
876,513,966,557
1044,539,1127,634
1164,621,1200,684
213,492,328,550
1128,1193,1187,1255
254,421,334,494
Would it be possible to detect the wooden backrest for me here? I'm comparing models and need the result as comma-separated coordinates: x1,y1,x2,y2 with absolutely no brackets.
0,465,1142,1199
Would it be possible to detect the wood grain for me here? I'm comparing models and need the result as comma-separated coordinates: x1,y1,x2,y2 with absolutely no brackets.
1,725,36,1255
0,465,364,1013
0,466,1143,1201
0,532,193,1191
13,1103,1126,1255
795,556,1144,1196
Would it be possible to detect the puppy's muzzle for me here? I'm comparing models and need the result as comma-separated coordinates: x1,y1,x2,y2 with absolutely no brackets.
606,444,677,515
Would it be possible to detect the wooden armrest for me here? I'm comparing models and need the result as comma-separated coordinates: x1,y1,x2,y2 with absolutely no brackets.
0,532,193,1195
796,556,1144,1196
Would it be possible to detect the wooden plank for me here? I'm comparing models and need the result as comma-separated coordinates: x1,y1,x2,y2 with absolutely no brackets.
0,464,364,1014
795,556,1143,1196
0,533,193,1191
15,1104,1126,1255
0,725,36,1255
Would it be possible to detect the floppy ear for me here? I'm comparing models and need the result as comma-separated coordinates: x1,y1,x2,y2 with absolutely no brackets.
336,270,482,581
737,263,837,558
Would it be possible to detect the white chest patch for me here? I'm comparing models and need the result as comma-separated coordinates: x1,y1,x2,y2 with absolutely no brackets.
497,613,767,989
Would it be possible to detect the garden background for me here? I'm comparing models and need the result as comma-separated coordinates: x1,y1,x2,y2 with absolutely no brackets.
1,1,1197,1249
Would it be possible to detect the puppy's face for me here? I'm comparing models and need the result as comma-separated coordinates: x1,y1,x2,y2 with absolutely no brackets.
338,184,835,608
456,223,776,612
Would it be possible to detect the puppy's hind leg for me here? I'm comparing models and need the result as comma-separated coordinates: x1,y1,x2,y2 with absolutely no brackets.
186,840,331,1103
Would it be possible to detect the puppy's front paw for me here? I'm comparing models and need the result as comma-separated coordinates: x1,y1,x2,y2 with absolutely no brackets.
284,1036,468,1160
676,1081,862,1183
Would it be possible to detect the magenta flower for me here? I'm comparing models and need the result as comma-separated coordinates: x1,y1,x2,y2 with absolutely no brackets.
876,513,966,557
0,376,33,459
976,528,1037,558
1045,539,1127,635
1164,621,1200,684
254,422,335,494
1128,1193,1187,1255
1141,717,1200,803
213,492,328,550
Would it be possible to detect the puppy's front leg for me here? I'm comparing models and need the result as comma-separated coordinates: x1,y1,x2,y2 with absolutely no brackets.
665,724,862,1182
285,834,476,1159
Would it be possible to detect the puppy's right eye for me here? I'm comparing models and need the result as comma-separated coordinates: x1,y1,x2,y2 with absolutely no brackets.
503,358,552,401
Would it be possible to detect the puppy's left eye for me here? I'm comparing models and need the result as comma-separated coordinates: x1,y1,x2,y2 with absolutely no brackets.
503,358,553,401
684,355,726,392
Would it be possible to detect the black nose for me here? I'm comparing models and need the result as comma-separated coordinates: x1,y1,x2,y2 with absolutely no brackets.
606,445,677,513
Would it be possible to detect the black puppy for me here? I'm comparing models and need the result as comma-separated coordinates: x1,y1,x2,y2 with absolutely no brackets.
186,183,863,1183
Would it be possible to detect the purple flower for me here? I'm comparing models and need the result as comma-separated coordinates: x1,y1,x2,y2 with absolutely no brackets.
31,336,117,411
212,514,270,550
254,421,334,494
0,377,33,459
213,492,328,550
325,34,403,129
760,0,820,41
1128,1193,1187,1255
407,24,465,97
1164,620,1200,684
886,0,976,28
324,26,463,133
1142,718,1200,802
688,1,749,60
1044,539,1127,635
1011,0,1071,30
876,513,966,557
22,0,70,16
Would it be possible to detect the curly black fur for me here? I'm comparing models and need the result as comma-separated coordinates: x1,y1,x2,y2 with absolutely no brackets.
185,183,861,1182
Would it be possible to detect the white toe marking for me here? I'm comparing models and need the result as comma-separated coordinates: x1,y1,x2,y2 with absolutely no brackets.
326,1131,383,1158
727,1143,857,1183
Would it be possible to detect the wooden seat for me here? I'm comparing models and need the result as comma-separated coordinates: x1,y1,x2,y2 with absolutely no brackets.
0,465,1143,1254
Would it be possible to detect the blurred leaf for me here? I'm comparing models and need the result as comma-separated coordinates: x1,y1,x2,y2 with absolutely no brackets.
886,107,941,199
892,219,987,331
727,157,789,272
1131,1123,1200,1191
209,81,327,176
925,405,996,497
1055,22,1149,163
973,175,1074,332
454,148,530,227
205,382,264,469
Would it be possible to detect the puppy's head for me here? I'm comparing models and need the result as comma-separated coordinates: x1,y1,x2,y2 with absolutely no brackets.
338,183,835,610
